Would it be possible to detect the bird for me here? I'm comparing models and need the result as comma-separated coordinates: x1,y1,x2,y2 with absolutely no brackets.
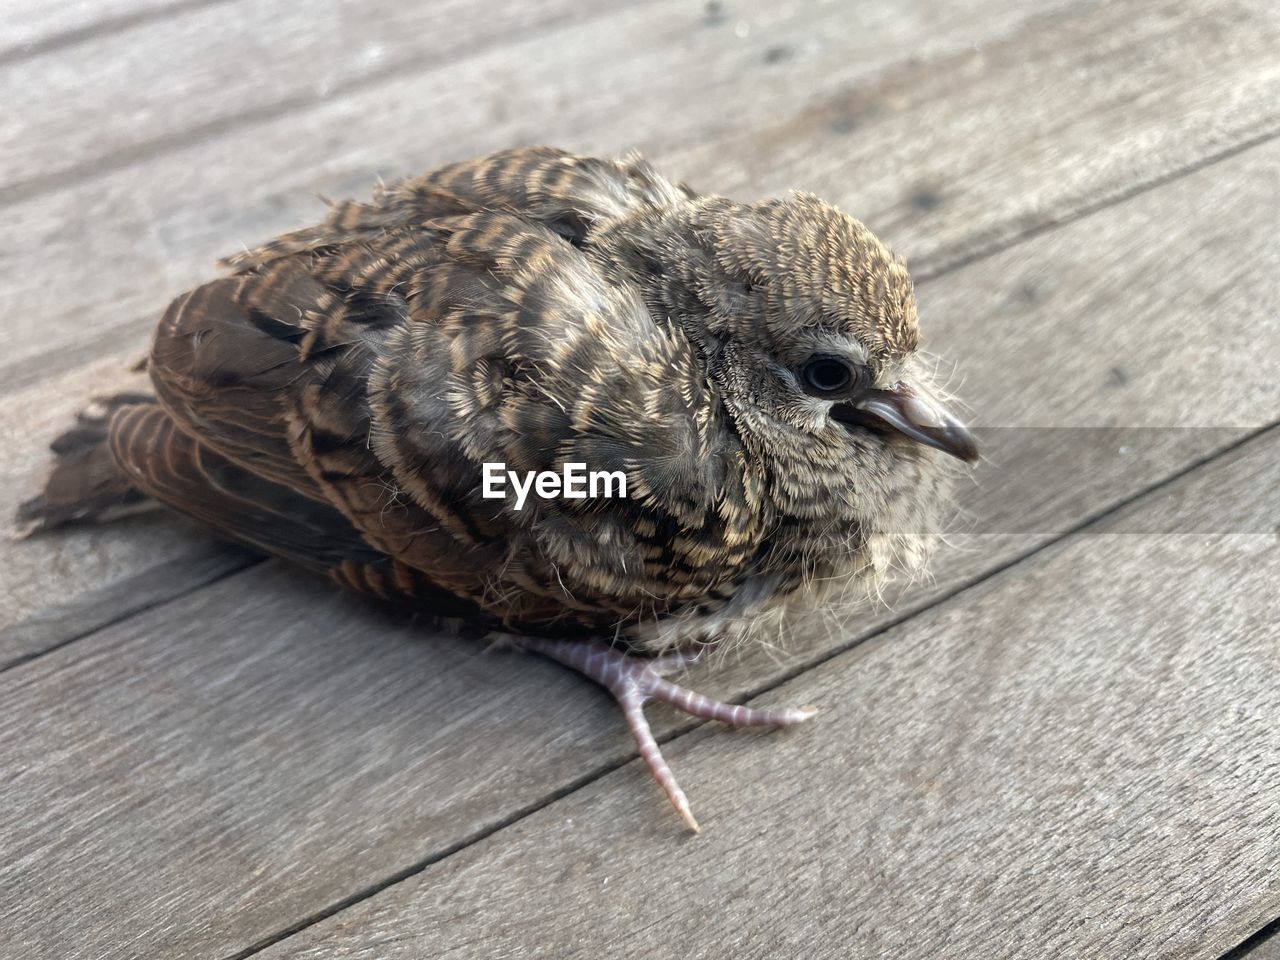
17,146,977,831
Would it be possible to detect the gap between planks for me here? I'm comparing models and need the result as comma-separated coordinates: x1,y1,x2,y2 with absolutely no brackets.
910,125,1280,286
0,0,648,203
1224,918,1280,960
0,0,238,69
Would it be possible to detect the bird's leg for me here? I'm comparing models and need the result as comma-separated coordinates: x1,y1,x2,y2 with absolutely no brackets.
516,636,817,832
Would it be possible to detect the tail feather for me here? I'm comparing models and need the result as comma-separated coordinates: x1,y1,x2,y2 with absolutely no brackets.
15,393,157,539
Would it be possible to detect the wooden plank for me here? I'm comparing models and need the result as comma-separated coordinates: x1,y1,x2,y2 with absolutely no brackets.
0,542,253,669
671,0,1280,279
0,566,600,960
0,0,1159,394
254,428,1280,960
0,0,216,65
0,0,628,196
6,0,1277,660
3,124,1277,958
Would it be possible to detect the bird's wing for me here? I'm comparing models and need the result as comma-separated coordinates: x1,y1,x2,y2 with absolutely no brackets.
105,399,487,619
106,400,380,573
355,210,763,625
146,253,504,598
148,263,333,497
222,146,696,270
141,152,758,633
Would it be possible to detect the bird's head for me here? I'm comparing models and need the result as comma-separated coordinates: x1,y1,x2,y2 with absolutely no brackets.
599,192,978,470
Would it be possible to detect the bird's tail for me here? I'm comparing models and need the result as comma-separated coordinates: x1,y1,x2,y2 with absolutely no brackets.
14,393,158,539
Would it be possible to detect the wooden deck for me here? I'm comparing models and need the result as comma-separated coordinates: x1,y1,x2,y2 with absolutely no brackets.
2,0,1279,956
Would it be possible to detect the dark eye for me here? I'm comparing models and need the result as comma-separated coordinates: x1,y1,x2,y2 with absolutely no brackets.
801,355,856,395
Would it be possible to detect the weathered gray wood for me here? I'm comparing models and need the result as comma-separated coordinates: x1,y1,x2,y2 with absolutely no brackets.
0,542,254,670
0,0,210,64
0,0,627,195
671,0,1280,279
3,127,1277,957
255,428,1280,960
9,0,1247,395
0,565,587,960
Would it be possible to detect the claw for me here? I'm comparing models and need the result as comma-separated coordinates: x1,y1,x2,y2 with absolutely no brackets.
518,636,817,831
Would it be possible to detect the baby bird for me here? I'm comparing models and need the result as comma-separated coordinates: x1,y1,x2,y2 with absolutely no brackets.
19,147,977,830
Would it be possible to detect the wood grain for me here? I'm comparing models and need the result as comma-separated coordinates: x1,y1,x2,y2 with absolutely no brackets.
0,542,254,670
0,0,216,64
671,0,1280,279
255,428,1280,960
0,0,1125,392
0,0,626,194
1,565,594,960
3,127,1277,957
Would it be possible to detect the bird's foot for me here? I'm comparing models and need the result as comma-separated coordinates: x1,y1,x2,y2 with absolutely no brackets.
517,636,817,832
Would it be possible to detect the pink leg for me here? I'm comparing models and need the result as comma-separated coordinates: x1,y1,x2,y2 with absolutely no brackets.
518,637,817,832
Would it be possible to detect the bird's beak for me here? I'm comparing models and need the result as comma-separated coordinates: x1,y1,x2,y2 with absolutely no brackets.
832,384,979,464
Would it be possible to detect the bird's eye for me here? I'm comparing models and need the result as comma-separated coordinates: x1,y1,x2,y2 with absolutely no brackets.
801,355,856,395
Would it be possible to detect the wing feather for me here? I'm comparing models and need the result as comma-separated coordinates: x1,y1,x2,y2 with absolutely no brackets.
137,147,760,638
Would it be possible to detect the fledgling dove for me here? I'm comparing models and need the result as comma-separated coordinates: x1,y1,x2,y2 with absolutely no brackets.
19,147,977,830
